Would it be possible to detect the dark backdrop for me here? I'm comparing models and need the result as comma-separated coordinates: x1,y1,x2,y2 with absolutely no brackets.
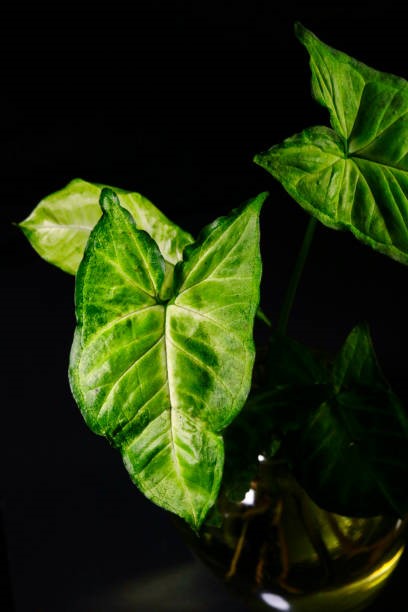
2,2,407,610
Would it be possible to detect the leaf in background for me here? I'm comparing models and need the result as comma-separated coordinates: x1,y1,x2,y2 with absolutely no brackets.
253,331,329,434
222,385,329,504
332,322,387,391
221,333,330,502
18,178,193,275
287,324,408,517
254,23,408,265
69,188,266,529
268,331,328,387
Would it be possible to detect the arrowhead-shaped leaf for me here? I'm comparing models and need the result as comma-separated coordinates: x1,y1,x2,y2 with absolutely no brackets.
69,188,266,529
287,324,408,517
18,178,193,275
255,23,408,265
332,321,387,392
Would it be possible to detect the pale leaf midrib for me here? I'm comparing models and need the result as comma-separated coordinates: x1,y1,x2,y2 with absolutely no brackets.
351,152,408,173
164,305,198,524
25,223,94,231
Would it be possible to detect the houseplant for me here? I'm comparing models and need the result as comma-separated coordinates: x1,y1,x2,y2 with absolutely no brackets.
18,22,407,611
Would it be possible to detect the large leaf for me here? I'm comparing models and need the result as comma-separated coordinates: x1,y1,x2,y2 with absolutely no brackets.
18,178,193,275
69,188,266,529
254,23,408,265
287,324,408,517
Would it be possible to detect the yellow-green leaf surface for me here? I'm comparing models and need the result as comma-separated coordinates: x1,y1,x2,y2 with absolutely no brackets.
255,23,408,264
19,178,193,274
69,189,266,529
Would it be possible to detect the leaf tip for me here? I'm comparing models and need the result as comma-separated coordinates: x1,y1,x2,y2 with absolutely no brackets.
293,20,305,39
185,515,201,534
253,151,267,169
256,191,270,208
100,187,121,213
16,218,33,240
294,21,312,44
294,21,320,54
244,190,269,216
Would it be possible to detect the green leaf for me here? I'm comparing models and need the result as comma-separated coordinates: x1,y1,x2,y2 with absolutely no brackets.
255,331,329,434
69,188,266,529
287,324,408,517
254,23,408,265
18,178,194,275
220,333,330,503
332,322,387,391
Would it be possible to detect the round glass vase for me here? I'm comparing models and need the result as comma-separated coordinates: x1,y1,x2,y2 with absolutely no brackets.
181,458,406,612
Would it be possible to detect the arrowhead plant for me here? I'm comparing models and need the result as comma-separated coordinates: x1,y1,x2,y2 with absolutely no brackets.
69,188,265,529
19,22,408,530
20,178,266,530
255,22,408,265
252,22,408,518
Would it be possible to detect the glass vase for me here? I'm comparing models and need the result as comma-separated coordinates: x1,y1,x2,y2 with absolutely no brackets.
180,458,406,612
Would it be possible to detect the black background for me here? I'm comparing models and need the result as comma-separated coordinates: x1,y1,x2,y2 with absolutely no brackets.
2,1,408,610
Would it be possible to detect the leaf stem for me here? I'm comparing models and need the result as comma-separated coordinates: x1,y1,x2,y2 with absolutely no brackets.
257,307,272,327
277,216,317,335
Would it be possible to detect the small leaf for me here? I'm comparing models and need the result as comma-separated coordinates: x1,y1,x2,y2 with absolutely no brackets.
287,325,408,517
255,24,408,265
69,188,266,529
18,178,193,275
332,322,387,391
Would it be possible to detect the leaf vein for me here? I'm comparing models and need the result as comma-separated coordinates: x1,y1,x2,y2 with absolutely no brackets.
97,335,165,420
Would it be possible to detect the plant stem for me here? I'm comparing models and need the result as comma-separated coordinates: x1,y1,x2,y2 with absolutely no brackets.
257,307,272,327
277,216,317,335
